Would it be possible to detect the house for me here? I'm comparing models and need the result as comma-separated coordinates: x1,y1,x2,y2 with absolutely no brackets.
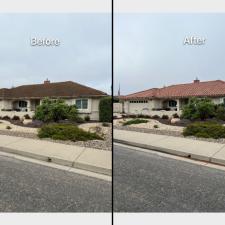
0,79,108,120
121,79,225,116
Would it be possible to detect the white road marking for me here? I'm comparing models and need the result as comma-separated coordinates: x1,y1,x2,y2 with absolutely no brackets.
0,151,111,182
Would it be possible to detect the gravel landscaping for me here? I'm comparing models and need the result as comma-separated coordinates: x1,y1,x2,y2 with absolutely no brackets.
114,118,183,132
114,118,225,145
0,120,112,151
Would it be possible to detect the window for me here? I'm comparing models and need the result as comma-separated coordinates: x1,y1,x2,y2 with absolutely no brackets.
19,101,27,108
168,100,177,107
76,99,88,109
129,100,148,103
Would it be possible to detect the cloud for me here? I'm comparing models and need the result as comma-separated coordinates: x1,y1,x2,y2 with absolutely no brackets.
0,13,111,94
115,13,225,95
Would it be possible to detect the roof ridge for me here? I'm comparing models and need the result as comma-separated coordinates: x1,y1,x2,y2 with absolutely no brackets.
125,87,159,96
161,80,224,89
13,81,72,88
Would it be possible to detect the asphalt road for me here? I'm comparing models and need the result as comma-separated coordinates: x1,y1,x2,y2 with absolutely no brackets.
114,144,225,212
0,154,111,212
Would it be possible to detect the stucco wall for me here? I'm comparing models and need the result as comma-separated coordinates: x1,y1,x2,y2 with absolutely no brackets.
66,98,100,121
0,97,101,121
211,97,224,105
113,103,123,113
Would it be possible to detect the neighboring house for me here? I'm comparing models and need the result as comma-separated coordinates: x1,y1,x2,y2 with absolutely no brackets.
113,95,124,113
0,79,108,120
121,79,225,116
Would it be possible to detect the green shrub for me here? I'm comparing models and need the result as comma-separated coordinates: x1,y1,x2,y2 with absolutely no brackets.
12,115,20,120
181,98,215,121
152,115,160,119
183,122,225,139
102,122,110,127
129,114,137,118
6,125,12,130
24,114,31,119
173,113,179,118
2,116,10,120
123,119,148,126
35,98,82,123
161,115,169,119
38,124,103,142
153,125,159,128
74,116,84,123
67,105,79,122
215,105,225,121
99,97,112,122
137,114,151,119
84,115,90,122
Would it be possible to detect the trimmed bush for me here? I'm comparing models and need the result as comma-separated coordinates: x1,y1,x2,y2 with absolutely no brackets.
12,115,20,120
137,114,151,119
38,124,103,142
173,113,180,118
24,114,31,119
2,116,10,120
102,122,110,127
123,119,148,126
99,97,112,122
129,115,137,118
152,115,160,119
183,122,225,139
6,125,12,130
161,115,169,120
84,115,90,122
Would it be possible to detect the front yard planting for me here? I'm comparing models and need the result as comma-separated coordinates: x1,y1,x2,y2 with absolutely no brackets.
0,97,112,150
122,119,149,126
38,124,103,142
183,122,225,139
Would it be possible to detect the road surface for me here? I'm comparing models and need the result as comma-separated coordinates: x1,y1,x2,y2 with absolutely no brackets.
0,154,111,212
114,144,225,212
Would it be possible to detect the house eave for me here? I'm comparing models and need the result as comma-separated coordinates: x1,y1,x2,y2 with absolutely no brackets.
0,94,108,100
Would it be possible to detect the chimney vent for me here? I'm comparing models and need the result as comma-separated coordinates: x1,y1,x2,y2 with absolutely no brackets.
44,78,50,84
193,77,200,83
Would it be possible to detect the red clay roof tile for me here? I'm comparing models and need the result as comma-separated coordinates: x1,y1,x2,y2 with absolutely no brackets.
124,80,225,99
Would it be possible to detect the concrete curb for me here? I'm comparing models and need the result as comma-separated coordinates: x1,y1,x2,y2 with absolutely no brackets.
114,139,224,166
0,146,111,176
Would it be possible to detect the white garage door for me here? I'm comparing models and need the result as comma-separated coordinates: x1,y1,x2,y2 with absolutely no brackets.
129,101,149,114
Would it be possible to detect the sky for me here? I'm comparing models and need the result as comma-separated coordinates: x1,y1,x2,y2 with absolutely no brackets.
115,13,225,95
0,13,111,94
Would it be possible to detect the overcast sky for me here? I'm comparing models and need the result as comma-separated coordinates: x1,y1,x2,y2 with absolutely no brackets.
115,13,225,95
0,13,111,94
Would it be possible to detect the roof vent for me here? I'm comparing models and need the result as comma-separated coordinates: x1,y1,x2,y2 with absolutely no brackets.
193,77,200,83
44,78,50,84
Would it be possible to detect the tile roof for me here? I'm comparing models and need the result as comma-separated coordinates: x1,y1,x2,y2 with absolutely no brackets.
124,80,225,99
0,81,107,99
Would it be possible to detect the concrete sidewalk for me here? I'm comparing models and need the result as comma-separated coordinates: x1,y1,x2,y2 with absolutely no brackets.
114,129,225,166
0,135,111,176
